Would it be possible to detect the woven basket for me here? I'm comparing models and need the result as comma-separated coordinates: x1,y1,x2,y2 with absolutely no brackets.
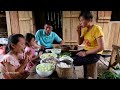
56,64,75,79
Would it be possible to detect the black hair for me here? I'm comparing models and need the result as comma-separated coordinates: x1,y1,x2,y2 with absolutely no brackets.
45,20,53,26
25,33,35,46
0,44,3,47
79,11,93,20
5,34,24,54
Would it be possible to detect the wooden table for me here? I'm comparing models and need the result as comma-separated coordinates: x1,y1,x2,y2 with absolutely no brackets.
26,61,78,79
26,49,79,79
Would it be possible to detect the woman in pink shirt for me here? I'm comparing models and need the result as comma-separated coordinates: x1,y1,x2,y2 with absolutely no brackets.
0,34,30,79
24,33,42,72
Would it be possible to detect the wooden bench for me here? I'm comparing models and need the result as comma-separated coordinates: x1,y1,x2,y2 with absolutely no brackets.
108,45,120,70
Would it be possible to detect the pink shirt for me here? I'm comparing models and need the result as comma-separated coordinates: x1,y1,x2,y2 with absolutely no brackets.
25,46,36,58
24,46,36,72
0,54,20,79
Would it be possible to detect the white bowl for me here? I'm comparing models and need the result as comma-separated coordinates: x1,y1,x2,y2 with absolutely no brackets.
51,49,61,54
40,58,59,64
59,55,74,62
36,63,55,77
45,49,52,53
40,53,57,60
36,69,53,77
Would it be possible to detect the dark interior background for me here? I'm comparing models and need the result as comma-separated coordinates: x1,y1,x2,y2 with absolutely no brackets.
0,11,8,38
111,9,120,21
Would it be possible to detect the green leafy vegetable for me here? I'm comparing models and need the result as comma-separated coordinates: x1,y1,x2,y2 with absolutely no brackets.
59,52,72,58
36,63,54,72
98,70,120,79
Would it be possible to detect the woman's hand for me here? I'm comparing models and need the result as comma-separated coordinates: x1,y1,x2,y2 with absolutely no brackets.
76,51,87,57
77,24,82,32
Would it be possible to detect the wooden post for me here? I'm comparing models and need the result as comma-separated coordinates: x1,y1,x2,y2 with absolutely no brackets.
5,11,12,36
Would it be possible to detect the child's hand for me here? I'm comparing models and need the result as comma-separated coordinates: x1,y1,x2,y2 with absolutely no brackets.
39,51,43,57
24,50,32,59
23,51,31,63
25,50,32,56
41,46,45,51
23,55,30,66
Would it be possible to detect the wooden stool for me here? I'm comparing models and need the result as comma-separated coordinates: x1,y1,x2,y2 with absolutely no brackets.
83,62,98,79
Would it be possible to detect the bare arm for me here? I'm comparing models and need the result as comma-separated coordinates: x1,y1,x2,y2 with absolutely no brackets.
60,40,64,45
3,61,27,79
3,62,22,79
77,25,84,45
30,51,43,61
78,36,84,45
33,41,41,49
86,36,104,55
2,51,30,79
31,56,39,61
15,54,29,73
16,61,28,73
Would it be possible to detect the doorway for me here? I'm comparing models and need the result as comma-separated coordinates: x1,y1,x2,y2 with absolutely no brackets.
0,11,8,38
33,11,63,44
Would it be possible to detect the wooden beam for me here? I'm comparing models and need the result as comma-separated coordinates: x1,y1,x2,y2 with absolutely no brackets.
5,11,12,36
112,45,120,49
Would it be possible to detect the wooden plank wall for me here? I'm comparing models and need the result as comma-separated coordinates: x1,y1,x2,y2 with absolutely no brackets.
63,11,80,45
92,11,112,49
6,11,120,49
6,11,35,36
107,22,120,49
92,11,120,49
18,11,34,35
10,11,20,34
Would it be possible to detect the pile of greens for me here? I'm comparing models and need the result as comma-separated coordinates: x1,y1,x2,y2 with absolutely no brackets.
98,70,120,79
59,52,72,58
115,65,120,70
36,63,55,72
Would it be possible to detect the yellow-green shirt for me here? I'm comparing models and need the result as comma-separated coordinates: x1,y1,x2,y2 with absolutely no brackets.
81,24,104,54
